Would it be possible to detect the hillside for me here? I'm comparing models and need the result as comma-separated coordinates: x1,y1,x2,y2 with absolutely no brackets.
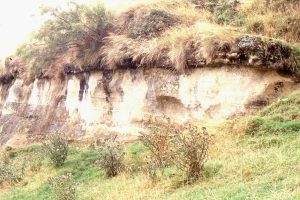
1,92,300,199
0,0,300,199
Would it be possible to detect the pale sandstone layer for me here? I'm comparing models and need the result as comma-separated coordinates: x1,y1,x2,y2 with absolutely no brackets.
0,66,299,147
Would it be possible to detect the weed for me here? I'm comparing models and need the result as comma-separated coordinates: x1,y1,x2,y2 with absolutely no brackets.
169,125,210,182
97,135,125,177
49,173,76,200
139,118,174,167
213,0,239,25
42,133,69,167
128,9,179,39
28,151,43,172
0,155,26,185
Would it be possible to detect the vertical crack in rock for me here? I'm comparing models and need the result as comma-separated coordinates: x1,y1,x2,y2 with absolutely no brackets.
102,70,113,122
115,71,125,99
129,69,138,82
102,70,113,102
79,74,89,101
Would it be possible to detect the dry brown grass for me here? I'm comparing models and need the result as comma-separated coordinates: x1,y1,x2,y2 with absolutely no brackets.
100,21,240,70
240,0,300,43
111,0,210,22
11,0,300,80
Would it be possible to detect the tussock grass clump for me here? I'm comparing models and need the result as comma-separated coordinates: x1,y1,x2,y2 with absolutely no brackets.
43,133,69,167
101,22,239,70
27,151,43,172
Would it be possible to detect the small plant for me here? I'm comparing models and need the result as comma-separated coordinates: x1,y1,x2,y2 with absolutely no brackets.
43,133,69,167
28,151,43,172
139,118,174,167
143,156,162,183
49,173,76,200
0,154,25,185
128,9,178,39
0,163,20,185
97,135,125,177
169,125,210,182
213,0,240,25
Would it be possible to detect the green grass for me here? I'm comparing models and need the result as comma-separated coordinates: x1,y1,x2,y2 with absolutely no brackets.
1,133,300,199
1,93,300,199
246,93,300,136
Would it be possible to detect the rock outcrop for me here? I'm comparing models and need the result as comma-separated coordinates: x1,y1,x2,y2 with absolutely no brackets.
0,65,299,147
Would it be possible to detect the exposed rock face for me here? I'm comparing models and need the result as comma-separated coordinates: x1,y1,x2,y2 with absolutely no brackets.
188,36,295,74
0,66,299,147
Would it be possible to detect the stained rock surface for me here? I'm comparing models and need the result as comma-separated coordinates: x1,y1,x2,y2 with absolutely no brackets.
0,66,299,147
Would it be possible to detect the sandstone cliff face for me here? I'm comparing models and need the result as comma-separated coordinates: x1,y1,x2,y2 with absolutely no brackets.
0,66,299,147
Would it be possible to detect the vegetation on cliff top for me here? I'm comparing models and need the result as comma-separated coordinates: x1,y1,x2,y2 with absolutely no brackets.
0,0,295,82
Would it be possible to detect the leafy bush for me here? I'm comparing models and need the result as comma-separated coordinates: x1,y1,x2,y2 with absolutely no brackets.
37,2,111,54
43,133,69,167
97,135,125,177
169,125,210,182
49,173,76,200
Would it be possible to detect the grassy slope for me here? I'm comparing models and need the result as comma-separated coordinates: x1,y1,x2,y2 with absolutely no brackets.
1,93,300,200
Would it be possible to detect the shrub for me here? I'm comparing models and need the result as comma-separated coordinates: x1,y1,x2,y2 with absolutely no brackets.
97,135,125,177
17,2,112,78
140,119,210,182
213,0,240,25
139,118,174,167
0,155,26,185
43,133,69,167
28,151,43,172
169,125,210,182
128,9,179,39
143,156,160,183
49,173,76,200
0,163,21,185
